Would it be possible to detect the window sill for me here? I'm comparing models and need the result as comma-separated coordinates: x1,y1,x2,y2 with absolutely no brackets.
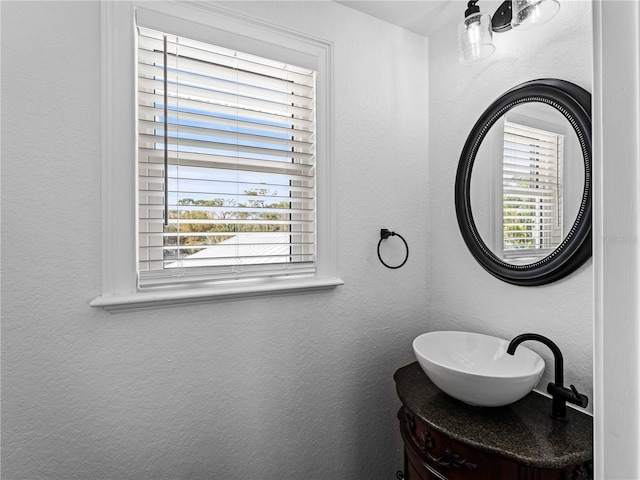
90,277,344,313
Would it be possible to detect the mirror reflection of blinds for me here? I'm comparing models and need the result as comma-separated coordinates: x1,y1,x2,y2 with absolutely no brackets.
502,121,564,257
137,27,317,287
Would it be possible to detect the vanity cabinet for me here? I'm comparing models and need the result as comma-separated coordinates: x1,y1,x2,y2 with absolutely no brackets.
395,363,593,480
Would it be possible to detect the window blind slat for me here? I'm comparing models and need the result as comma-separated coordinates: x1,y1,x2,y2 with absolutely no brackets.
504,188,559,196
163,205,315,216
503,169,558,178
140,182,314,199
138,119,314,152
138,261,317,286
138,91,313,131
137,56,314,105
139,133,314,163
139,150,315,179
503,159,558,167
504,176,561,185
138,75,313,120
139,105,314,141
504,137,559,151
139,218,314,230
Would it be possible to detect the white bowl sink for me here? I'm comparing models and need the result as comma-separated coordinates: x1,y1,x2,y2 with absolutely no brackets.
413,331,545,407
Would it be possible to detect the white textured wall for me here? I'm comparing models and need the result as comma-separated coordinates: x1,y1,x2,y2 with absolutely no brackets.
0,2,429,479
428,2,593,410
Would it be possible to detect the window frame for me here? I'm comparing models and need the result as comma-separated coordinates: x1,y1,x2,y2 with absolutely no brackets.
92,1,341,312
136,27,318,286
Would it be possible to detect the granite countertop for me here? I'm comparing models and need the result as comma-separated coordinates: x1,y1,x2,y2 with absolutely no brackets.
395,362,593,469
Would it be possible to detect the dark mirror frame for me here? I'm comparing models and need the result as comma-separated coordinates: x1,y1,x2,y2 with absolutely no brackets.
455,78,592,286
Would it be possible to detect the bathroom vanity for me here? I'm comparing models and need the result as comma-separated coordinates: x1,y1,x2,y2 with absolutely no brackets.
395,363,593,480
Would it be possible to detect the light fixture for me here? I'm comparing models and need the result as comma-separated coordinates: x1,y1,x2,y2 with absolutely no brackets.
512,0,560,30
458,0,560,63
458,1,495,63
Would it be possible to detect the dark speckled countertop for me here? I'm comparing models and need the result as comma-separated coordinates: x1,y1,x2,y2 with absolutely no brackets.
395,362,593,469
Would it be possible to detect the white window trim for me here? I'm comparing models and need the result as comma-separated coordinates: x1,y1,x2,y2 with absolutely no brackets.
91,1,342,313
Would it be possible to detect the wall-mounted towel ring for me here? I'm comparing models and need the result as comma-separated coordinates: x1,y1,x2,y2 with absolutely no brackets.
377,228,409,269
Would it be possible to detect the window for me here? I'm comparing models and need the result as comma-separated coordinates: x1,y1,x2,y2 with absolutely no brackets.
92,2,341,312
137,28,316,288
502,121,564,261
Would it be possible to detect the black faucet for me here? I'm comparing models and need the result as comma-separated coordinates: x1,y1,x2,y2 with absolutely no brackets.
507,333,588,421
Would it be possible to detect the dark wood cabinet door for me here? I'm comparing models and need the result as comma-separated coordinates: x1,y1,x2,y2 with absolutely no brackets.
398,407,591,480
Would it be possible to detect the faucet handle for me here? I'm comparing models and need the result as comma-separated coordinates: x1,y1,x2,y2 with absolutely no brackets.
547,382,589,409
569,384,589,408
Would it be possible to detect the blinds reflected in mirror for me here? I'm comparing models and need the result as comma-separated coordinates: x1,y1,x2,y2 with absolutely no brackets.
502,121,564,260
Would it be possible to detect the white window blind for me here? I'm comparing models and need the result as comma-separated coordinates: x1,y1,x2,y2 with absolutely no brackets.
502,121,564,259
137,27,317,288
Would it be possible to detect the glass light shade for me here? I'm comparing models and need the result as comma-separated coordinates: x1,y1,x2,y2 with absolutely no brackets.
458,12,495,63
511,0,560,30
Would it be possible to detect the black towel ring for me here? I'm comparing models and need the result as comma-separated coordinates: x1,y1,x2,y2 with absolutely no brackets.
377,228,409,269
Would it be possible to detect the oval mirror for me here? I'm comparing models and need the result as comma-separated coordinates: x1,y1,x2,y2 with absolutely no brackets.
455,79,591,286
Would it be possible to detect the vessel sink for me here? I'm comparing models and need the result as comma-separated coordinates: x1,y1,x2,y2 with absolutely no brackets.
413,331,545,407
